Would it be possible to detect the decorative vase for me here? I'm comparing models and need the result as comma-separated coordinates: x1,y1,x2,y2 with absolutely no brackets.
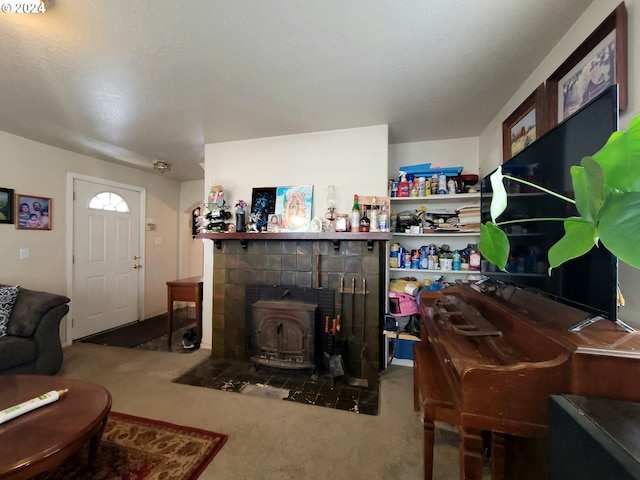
236,207,246,232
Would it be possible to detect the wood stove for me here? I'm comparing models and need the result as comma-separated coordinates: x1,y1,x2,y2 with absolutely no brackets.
251,300,316,369
246,285,335,371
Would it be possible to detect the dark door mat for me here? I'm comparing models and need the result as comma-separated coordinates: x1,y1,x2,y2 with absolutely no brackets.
134,324,200,354
173,358,380,415
79,308,194,348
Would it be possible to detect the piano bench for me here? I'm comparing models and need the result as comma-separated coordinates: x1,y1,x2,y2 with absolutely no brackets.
413,341,461,480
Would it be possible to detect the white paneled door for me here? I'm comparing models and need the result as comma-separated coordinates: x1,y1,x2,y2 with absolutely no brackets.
72,179,142,339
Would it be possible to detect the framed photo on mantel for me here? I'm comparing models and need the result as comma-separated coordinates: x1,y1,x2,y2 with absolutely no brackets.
275,185,313,232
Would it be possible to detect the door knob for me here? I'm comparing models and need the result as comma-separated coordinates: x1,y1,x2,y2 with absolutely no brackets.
134,255,141,260
133,263,142,269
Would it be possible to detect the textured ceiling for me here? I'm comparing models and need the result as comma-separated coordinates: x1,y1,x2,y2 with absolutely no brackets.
0,0,594,180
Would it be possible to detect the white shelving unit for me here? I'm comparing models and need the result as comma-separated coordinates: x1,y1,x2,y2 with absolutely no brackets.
384,192,482,368
389,192,482,284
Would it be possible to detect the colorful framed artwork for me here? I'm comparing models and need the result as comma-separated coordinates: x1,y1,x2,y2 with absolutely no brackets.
502,84,548,162
275,185,313,232
15,194,52,230
547,3,627,124
0,187,14,224
250,187,277,232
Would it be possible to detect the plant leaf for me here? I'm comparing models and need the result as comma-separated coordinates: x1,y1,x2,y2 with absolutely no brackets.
479,222,510,271
489,167,507,223
548,218,597,272
570,166,592,221
592,115,640,192
598,191,640,268
575,157,606,221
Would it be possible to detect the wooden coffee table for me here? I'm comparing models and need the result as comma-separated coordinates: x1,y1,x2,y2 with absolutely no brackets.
0,375,112,480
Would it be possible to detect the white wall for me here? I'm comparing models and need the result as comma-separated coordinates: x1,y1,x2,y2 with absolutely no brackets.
179,179,205,278
0,130,182,343
201,124,389,350
478,0,640,326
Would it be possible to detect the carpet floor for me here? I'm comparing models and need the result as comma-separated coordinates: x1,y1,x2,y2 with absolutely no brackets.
34,411,228,480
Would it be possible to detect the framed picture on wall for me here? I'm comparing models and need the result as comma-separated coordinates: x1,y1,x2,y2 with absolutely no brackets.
502,84,548,162
15,194,52,230
0,187,14,224
547,3,627,124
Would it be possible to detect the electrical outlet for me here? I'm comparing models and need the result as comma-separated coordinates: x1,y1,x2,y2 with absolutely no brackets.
19,248,29,259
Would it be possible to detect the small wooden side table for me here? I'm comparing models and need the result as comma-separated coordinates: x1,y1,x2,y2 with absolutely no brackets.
166,276,203,348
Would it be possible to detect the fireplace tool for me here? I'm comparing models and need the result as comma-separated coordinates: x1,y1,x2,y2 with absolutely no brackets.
346,276,368,388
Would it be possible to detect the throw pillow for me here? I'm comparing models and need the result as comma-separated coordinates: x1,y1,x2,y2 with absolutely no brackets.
0,285,19,338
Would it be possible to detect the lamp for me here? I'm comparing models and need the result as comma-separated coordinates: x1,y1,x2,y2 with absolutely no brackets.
153,160,171,174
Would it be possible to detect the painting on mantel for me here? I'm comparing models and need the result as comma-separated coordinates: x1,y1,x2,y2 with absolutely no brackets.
275,185,313,232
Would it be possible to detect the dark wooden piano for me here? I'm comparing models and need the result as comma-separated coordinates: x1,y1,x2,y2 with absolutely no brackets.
413,281,640,480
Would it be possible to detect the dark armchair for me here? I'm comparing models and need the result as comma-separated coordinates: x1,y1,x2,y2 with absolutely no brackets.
0,286,70,375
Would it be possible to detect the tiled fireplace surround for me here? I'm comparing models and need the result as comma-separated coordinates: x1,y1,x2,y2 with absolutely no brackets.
208,235,389,382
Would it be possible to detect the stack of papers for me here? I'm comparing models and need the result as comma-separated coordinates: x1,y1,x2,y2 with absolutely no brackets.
456,203,481,231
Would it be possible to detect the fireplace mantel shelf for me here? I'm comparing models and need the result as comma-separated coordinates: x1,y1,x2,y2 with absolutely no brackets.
197,231,392,250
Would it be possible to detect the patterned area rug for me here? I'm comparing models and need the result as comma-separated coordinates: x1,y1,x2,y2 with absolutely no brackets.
34,412,228,480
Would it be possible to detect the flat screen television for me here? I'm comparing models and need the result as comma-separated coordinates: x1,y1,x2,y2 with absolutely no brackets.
481,85,620,323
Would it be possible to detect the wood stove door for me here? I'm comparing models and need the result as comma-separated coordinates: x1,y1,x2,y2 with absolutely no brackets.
258,318,306,356
258,319,281,354
280,322,306,355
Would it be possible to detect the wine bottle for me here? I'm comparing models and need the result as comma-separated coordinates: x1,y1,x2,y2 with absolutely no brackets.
350,195,361,232
359,205,370,232
370,196,379,232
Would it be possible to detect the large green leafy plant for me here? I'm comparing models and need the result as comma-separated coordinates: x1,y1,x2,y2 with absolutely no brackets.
479,114,640,272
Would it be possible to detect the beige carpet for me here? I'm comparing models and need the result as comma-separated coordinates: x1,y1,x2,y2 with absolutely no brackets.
60,342,465,480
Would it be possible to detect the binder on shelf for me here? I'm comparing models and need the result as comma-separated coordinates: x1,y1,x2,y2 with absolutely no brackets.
398,164,463,177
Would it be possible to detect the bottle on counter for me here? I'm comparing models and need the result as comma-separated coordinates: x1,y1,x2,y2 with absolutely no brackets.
378,200,389,232
351,195,361,232
359,205,370,232
370,196,379,231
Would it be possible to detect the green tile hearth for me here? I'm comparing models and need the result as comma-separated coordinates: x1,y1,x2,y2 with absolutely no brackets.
173,358,380,415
